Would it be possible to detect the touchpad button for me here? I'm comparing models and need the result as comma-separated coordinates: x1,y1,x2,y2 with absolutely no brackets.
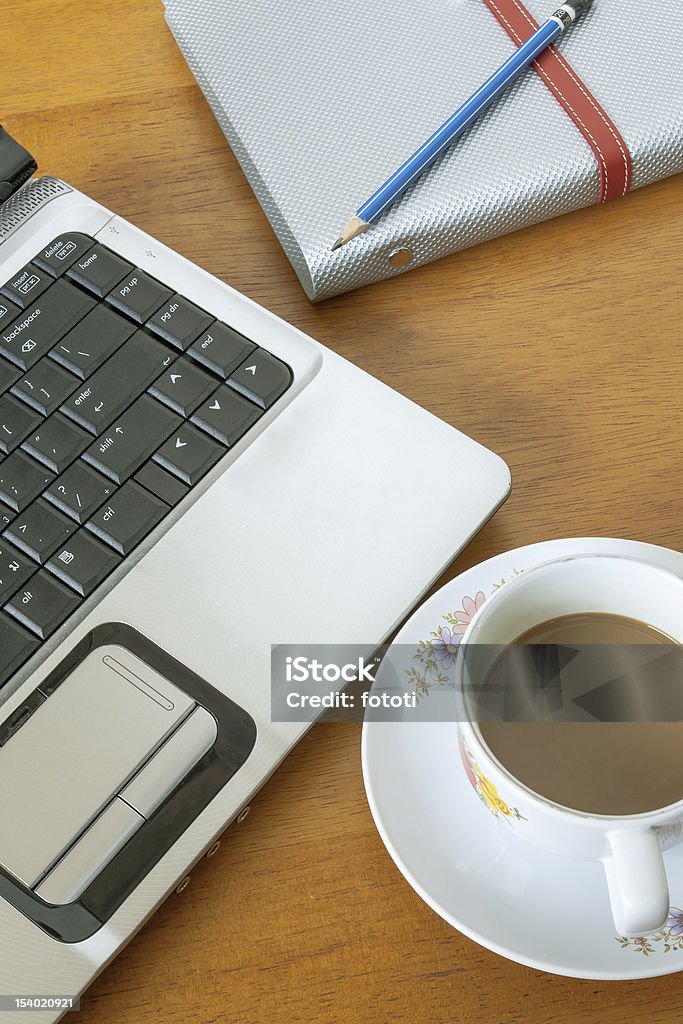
0,644,194,888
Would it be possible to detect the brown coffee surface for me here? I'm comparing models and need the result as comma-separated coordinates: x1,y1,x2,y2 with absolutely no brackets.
479,614,683,815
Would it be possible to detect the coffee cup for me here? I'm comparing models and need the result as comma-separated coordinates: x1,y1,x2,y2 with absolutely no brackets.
453,553,683,936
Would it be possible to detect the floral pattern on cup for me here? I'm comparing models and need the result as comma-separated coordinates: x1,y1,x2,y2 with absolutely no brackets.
405,573,520,700
616,909,683,954
458,731,526,824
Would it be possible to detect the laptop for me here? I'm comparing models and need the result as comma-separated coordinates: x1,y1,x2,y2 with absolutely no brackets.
0,126,509,1020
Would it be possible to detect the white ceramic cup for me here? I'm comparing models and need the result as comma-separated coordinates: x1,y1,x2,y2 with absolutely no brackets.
454,553,683,936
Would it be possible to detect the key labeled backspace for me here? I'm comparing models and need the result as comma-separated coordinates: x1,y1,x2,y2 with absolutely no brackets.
0,280,95,371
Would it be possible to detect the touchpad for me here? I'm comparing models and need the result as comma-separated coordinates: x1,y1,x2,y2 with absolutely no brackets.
0,645,195,889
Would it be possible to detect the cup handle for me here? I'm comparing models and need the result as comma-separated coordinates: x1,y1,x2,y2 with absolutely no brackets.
603,828,669,935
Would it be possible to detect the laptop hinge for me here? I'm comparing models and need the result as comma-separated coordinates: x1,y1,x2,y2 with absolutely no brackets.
0,125,37,206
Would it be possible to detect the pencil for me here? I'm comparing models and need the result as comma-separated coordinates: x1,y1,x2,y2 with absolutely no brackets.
331,0,594,251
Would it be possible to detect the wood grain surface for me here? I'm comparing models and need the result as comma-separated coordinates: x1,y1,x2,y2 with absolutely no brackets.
4,2,683,1021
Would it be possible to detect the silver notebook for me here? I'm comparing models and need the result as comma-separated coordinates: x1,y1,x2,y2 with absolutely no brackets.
164,0,683,301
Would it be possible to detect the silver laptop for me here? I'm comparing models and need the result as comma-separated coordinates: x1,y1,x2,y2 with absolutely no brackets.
0,130,509,1021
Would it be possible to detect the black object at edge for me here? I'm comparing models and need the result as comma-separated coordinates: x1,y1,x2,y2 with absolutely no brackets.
0,125,37,204
0,621,258,943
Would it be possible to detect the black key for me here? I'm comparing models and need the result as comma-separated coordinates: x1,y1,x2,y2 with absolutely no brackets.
0,394,41,454
50,304,134,379
4,498,76,563
0,538,35,603
46,529,120,597
134,461,188,506
0,503,15,530
149,357,216,416
0,358,20,398
5,569,81,640
146,295,214,351
191,385,262,447
188,322,255,379
0,450,54,511
33,233,94,277
66,245,133,298
0,358,20,397
0,296,20,333
11,358,79,416
106,269,172,324
86,480,166,555
0,613,39,688
22,413,90,473
60,330,173,434
44,460,114,524
0,263,51,308
154,423,224,485
83,395,180,484
0,280,95,371
228,349,292,410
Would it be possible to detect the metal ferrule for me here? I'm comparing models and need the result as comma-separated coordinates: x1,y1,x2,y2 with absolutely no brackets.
552,0,594,28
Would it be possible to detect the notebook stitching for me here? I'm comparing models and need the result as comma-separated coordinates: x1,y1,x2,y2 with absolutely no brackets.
505,0,629,196
485,0,609,200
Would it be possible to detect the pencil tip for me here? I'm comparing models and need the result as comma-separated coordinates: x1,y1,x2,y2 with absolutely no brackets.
331,216,370,252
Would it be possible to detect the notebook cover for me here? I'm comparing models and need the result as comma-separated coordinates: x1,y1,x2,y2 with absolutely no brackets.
164,0,683,301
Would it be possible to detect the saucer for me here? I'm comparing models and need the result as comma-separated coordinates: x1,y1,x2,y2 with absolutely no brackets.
362,537,683,980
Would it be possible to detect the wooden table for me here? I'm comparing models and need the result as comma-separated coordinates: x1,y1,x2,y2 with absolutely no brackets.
6,2,683,1021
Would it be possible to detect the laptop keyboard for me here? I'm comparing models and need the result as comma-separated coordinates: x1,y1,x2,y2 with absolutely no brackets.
0,233,292,691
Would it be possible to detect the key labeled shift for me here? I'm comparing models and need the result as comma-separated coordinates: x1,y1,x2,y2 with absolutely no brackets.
83,395,181,484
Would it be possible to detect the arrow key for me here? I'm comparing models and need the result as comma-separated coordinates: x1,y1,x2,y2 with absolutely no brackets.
153,423,225,485
227,349,292,410
148,357,216,416
191,386,262,447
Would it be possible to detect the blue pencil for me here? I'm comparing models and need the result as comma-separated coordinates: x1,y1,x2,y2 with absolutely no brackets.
331,0,593,251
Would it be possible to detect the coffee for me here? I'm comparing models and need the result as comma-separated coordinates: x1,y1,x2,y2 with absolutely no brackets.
478,613,683,816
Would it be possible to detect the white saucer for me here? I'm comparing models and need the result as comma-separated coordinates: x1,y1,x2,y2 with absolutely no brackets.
362,538,683,980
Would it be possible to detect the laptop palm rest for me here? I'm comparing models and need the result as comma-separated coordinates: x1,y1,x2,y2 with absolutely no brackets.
0,645,208,893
